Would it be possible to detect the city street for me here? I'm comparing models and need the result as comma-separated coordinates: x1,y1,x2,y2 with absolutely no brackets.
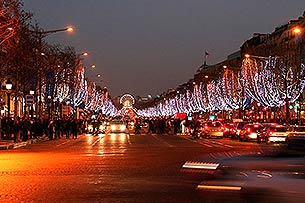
0,133,294,203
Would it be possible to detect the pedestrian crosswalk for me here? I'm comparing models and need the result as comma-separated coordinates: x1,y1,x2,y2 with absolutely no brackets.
182,136,235,148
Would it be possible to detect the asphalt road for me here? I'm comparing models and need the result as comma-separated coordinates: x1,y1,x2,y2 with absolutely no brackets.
0,133,291,203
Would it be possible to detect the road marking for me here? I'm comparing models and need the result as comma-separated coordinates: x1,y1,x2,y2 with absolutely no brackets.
197,184,242,191
151,134,174,147
56,140,70,147
92,135,105,146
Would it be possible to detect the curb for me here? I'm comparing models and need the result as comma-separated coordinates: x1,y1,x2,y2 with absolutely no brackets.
0,136,48,150
0,143,14,150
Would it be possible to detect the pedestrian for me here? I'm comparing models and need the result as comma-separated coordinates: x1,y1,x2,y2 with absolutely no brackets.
71,119,78,139
13,117,20,143
65,118,72,139
54,117,61,139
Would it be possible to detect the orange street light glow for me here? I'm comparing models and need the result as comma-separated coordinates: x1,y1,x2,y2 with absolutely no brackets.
82,52,89,56
245,54,250,58
293,27,301,35
91,64,96,68
66,27,74,32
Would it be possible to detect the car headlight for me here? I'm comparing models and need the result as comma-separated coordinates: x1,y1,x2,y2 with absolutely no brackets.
111,125,116,131
88,125,93,131
120,125,126,131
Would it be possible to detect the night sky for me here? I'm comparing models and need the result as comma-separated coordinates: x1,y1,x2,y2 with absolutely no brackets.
23,0,305,97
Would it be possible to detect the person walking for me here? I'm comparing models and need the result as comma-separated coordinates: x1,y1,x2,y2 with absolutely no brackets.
71,119,78,139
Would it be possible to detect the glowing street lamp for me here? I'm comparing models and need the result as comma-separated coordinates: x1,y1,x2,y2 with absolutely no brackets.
293,27,302,35
5,79,12,117
35,26,75,35
81,52,89,57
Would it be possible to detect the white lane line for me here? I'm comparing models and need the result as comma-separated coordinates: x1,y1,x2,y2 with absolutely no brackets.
199,142,213,148
56,140,70,147
127,135,131,145
203,139,233,148
151,134,174,147
223,144,233,148
92,137,103,147
182,136,213,147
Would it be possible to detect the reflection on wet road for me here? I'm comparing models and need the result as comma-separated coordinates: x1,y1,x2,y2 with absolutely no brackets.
1,133,304,203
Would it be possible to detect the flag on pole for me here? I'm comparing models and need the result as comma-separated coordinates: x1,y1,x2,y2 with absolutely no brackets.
204,51,210,66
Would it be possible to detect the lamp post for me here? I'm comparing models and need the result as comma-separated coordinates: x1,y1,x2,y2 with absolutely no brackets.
5,79,12,117
35,26,74,117
29,90,35,118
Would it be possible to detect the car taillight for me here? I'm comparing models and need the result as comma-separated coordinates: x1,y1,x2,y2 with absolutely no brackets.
247,128,251,133
224,127,229,132
269,132,273,136
204,126,209,130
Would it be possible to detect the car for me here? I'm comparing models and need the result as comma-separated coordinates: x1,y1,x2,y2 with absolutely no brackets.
239,123,264,142
202,121,224,138
223,123,237,138
234,121,247,139
86,120,107,135
107,120,128,133
258,124,288,143
286,125,305,149
193,151,305,202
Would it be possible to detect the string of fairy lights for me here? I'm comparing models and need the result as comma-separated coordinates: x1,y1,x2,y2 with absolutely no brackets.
45,65,118,116
137,56,305,117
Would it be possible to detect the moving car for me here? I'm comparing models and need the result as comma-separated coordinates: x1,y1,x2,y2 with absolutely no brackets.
286,125,305,149
223,123,237,138
258,124,288,143
234,121,247,139
193,151,305,202
239,123,264,142
107,120,128,133
202,121,224,138
87,120,107,135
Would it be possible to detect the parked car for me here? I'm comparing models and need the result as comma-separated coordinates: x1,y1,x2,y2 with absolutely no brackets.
202,121,224,138
239,123,264,142
286,125,305,149
258,124,288,143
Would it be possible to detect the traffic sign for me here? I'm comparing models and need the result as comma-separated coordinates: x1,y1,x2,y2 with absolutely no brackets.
26,94,34,106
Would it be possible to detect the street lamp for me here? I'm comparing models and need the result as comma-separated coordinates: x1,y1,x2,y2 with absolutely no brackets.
34,26,75,117
293,26,302,35
33,26,74,36
29,90,35,117
78,52,89,57
5,79,12,117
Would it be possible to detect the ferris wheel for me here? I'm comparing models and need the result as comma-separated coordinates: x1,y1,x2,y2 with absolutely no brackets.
120,94,135,108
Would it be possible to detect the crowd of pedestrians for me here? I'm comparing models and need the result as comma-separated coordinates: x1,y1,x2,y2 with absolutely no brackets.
0,116,87,142
133,117,194,135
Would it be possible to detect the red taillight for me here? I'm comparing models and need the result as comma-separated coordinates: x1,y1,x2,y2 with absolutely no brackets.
269,131,273,136
247,128,251,133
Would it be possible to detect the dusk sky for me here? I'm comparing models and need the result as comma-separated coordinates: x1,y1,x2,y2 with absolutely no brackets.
24,0,305,97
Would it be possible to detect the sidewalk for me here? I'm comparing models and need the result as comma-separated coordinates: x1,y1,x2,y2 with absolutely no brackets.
0,136,48,150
